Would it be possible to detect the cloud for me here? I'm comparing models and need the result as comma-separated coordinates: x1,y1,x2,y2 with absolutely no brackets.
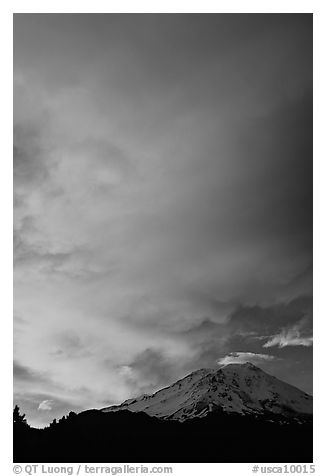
13,361,50,384
118,348,184,395
171,297,312,373
38,400,54,411
228,297,312,337
217,352,276,366
263,322,313,348
13,14,312,423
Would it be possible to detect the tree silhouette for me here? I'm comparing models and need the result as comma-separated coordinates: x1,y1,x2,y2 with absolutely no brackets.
58,415,66,424
49,418,57,428
13,405,28,427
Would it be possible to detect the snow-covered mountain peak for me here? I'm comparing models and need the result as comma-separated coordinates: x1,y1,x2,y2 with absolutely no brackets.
221,361,261,370
101,363,312,422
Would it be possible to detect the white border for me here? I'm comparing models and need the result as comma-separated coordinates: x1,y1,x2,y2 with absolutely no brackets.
2,2,325,475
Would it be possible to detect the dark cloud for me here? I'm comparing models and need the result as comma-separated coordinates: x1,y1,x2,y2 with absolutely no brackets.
14,15,310,93
13,120,53,192
121,348,181,395
130,348,176,385
51,331,92,359
13,361,49,384
228,296,312,336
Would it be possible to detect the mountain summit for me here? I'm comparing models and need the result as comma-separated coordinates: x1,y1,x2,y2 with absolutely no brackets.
101,362,312,421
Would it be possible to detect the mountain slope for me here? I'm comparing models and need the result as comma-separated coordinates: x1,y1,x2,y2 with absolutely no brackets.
101,362,312,421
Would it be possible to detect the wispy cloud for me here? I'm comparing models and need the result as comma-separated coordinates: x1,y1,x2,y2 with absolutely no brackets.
38,400,54,411
217,352,276,367
263,323,313,348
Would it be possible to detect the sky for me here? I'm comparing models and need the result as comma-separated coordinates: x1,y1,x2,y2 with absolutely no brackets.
13,14,312,427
